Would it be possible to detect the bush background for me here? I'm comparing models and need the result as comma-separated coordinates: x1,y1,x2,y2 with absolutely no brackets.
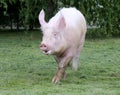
0,0,120,38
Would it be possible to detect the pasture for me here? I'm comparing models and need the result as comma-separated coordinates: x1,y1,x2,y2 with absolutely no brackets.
0,31,120,95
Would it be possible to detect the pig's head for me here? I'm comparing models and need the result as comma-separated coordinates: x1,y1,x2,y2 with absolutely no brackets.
39,9,67,55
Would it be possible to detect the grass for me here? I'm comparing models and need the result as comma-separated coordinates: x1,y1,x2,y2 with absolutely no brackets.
0,30,120,95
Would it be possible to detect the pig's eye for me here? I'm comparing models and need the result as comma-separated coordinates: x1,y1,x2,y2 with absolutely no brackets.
53,32,57,37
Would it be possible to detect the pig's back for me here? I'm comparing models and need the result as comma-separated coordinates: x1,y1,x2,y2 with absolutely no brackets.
49,7,86,32
61,8,85,28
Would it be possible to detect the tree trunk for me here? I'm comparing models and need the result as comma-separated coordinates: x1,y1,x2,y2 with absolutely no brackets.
10,15,12,31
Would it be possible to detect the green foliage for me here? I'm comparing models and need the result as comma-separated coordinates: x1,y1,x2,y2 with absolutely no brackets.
78,0,120,37
0,31,120,95
0,0,7,26
0,0,120,37
0,0,7,13
20,0,41,30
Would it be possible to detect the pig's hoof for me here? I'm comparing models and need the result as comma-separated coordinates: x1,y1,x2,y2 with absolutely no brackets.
52,76,60,83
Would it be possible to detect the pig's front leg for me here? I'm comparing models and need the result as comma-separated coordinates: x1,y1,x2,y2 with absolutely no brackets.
52,55,73,83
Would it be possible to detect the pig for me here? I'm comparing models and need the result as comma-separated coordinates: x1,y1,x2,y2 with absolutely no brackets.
39,7,87,83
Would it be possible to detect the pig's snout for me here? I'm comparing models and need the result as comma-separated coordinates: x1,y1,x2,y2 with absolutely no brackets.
40,43,47,50
40,43,47,48
40,43,49,53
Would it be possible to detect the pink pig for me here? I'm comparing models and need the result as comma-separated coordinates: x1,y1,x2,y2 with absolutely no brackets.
39,7,87,83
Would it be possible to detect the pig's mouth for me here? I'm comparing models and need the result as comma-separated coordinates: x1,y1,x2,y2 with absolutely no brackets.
42,49,52,55
43,50,49,54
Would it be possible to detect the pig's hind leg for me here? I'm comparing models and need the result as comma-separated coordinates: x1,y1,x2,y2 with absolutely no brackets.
72,36,85,70
72,51,80,70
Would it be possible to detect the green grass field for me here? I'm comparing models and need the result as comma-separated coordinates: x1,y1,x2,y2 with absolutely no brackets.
0,31,120,95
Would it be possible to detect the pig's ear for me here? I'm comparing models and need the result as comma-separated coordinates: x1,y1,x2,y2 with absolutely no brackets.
57,14,66,30
38,9,46,27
